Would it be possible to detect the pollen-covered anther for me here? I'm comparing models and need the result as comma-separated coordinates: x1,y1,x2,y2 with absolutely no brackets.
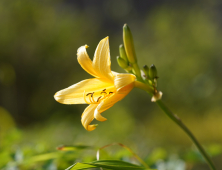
97,96,102,102
84,90,114,104
101,89,107,95
85,92,97,104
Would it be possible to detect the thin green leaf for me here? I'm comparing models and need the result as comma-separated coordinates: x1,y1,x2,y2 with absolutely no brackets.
89,160,146,170
68,160,155,170
66,163,96,170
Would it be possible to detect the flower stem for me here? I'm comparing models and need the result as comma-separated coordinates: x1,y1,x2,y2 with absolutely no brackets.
156,100,217,170
132,63,143,81
134,77,216,169
134,81,154,95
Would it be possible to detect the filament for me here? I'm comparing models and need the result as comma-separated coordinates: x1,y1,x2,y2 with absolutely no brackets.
84,89,114,104
83,91,90,104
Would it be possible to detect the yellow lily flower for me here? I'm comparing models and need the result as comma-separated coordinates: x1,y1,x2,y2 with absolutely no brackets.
54,37,136,131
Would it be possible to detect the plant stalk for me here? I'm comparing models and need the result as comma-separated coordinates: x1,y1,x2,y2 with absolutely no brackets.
156,100,217,170
132,65,216,170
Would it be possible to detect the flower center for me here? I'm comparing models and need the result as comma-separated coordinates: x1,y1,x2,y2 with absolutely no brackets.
84,89,114,104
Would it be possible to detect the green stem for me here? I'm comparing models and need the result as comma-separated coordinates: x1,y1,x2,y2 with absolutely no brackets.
135,82,216,170
132,63,142,81
134,81,154,95
156,100,216,170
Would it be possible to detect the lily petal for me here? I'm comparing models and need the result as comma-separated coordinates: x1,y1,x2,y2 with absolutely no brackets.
114,73,136,93
81,104,98,131
77,45,99,78
94,89,132,121
54,78,114,104
93,37,113,82
94,108,108,122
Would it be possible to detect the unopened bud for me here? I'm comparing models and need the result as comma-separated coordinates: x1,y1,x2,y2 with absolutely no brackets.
119,44,128,62
117,56,128,69
123,24,137,63
149,64,158,80
143,65,149,78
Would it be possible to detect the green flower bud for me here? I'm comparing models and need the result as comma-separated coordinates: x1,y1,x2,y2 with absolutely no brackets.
143,65,149,78
149,64,158,80
123,24,137,64
117,56,128,69
119,44,128,62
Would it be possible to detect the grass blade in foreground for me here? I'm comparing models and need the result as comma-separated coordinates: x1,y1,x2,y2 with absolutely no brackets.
66,160,155,170
96,143,149,169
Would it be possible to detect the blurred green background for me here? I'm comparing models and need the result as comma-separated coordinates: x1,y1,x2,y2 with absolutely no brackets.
0,0,222,169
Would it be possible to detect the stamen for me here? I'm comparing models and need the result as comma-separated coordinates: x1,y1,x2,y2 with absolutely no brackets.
101,89,107,96
84,89,115,105
88,93,93,103
86,93,93,96
91,92,96,103
83,91,90,104
97,96,102,102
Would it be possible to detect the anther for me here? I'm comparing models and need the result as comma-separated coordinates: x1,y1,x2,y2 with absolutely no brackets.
86,93,93,96
109,92,113,94
103,89,106,91
97,96,102,102
91,92,94,97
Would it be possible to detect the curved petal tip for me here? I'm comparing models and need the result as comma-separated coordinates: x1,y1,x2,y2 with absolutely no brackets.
54,92,65,104
94,109,107,122
86,124,98,131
